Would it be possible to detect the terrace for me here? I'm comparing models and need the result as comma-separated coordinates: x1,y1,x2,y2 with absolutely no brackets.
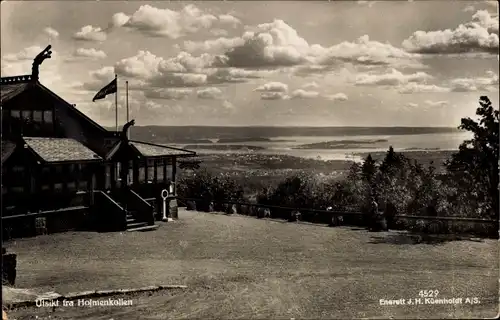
4,209,498,319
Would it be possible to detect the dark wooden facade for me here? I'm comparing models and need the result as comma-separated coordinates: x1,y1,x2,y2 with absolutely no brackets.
1,71,195,236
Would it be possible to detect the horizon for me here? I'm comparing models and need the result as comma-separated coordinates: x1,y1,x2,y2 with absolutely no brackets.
1,0,498,126
116,125,463,129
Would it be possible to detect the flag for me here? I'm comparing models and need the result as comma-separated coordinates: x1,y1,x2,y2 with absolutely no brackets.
92,78,117,102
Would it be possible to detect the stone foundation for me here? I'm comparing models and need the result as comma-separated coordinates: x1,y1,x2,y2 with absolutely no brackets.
2,249,17,286
169,198,178,219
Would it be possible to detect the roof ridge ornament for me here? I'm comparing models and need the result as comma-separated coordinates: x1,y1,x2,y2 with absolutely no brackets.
31,44,52,81
121,119,135,141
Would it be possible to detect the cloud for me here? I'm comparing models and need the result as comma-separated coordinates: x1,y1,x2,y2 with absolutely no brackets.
260,92,289,100
197,87,223,99
207,68,276,84
463,5,475,13
84,49,275,91
484,1,498,9
253,80,290,100
255,82,288,92
111,13,129,28
222,100,234,110
144,88,192,100
73,25,107,42
218,14,241,27
424,100,449,107
402,10,499,54
357,1,378,8
355,69,432,86
43,27,59,38
2,46,56,62
397,71,498,93
302,81,319,89
218,20,423,69
183,37,245,53
449,71,499,92
398,83,450,93
113,50,215,87
72,48,107,60
210,28,229,37
116,5,239,39
290,89,319,99
324,93,348,101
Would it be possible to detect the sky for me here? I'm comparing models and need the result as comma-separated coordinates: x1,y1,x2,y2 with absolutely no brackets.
1,0,498,127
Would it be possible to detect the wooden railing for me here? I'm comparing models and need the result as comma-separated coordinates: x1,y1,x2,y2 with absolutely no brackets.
127,189,155,225
177,196,498,224
1,75,33,84
93,191,127,231
177,196,498,237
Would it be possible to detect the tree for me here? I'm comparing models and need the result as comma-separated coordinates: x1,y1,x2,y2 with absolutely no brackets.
446,96,499,220
361,154,377,183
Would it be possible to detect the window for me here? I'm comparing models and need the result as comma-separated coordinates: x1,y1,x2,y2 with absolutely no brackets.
67,181,76,191
138,166,146,183
166,165,173,182
12,166,24,173
104,165,111,189
43,110,53,123
54,183,63,191
10,186,24,193
41,184,50,191
78,181,88,190
10,110,20,119
115,163,121,182
155,159,165,182
33,111,43,123
127,162,134,185
147,166,155,181
21,110,32,121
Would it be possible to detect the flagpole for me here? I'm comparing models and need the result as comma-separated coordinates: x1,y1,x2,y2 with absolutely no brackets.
115,74,118,132
126,80,130,139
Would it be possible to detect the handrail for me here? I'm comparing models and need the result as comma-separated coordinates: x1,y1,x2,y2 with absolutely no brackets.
95,190,125,211
177,196,498,224
93,190,127,231
129,189,153,208
2,206,88,220
128,189,154,225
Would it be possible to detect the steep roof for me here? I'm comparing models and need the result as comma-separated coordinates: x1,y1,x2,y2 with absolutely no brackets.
0,82,31,104
23,137,102,163
1,140,17,164
129,140,196,158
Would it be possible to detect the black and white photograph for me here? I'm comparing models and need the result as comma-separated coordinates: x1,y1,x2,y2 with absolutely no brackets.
1,0,499,319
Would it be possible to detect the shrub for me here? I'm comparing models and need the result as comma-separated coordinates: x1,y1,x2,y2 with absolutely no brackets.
177,169,244,212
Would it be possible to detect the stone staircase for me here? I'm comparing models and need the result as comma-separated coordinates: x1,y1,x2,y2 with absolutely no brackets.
125,211,158,232
113,198,158,232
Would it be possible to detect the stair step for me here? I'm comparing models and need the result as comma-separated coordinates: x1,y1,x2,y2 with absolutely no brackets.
127,224,159,232
126,218,136,223
126,222,148,229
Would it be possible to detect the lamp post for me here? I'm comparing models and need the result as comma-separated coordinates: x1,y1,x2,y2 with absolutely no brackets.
161,189,171,222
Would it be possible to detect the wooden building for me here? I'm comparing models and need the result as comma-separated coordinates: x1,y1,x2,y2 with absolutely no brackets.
1,47,196,237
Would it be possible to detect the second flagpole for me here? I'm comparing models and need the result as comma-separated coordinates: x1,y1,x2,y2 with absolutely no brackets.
115,74,118,132
126,80,129,139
